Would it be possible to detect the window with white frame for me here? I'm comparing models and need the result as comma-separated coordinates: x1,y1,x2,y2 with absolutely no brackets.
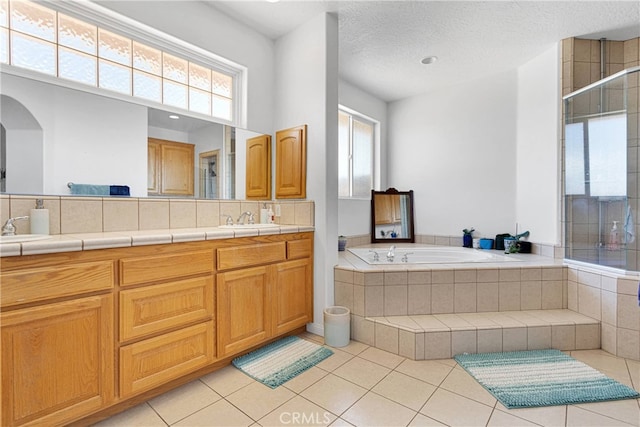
338,108,375,199
0,0,240,123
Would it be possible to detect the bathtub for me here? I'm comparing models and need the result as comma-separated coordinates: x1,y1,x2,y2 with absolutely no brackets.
348,245,518,264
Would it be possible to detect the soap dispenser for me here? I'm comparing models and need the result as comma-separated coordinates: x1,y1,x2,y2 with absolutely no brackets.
30,199,49,235
260,203,269,224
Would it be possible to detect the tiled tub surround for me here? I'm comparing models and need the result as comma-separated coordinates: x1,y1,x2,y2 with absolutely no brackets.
335,246,640,361
0,195,314,256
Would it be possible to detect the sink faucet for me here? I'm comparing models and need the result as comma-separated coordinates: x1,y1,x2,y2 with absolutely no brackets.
2,216,29,236
387,245,396,262
221,214,234,226
236,211,255,225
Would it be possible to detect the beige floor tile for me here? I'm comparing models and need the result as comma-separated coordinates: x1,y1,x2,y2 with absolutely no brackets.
174,399,254,426
282,366,329,394
92,403,166,427
300,373,367,416
571,349,631,377
337,339,370,355
440,367,497,407
566,405,637,426
341,391,417,427
628,359,640,391
395,359,454,386
576,399,640,426
147,379,221,425
408,413,448,426
419,388,494,427
329,418,355,426
315,348,354,372
494,402,567,426
226,381,295,420
200,365,254,397
487,409,539,426
358,346,405,369
300,332,326,345
372,371,436,411
333,356,391,389
259,395,337,427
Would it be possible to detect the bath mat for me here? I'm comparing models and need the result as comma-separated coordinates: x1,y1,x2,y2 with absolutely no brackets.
454,349,640,409
232,336,333,388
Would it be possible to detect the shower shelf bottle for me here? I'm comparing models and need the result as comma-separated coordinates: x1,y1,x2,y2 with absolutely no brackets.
608,221,620,251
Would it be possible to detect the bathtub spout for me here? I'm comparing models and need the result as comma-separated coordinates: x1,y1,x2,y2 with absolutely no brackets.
387,245,396,262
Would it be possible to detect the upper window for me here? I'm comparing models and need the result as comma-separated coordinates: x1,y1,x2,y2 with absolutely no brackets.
0,0,238,123
339,108,376,199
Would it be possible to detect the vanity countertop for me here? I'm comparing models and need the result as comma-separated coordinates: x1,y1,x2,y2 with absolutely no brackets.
0,225,315,257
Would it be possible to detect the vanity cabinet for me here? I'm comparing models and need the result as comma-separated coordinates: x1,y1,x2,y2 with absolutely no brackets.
215,238,313,357
118,249,216,397
148,138,195,196
0,232,312,426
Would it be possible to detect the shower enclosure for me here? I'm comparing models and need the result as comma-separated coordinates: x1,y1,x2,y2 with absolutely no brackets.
564,67,639,271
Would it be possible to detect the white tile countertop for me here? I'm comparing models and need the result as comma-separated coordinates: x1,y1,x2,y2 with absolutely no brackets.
0,225,314,257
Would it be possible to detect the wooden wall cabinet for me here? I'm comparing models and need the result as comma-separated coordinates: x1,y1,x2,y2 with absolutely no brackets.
148,138,195,196
275,125,307,199
246,134,272,200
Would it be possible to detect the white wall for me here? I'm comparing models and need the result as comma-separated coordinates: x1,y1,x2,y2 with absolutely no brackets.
388,71,519,239
516,44,561,245
6,129,42,194
2,74,148,196
275,13,339,334
337,79,388,237
96,1,276,133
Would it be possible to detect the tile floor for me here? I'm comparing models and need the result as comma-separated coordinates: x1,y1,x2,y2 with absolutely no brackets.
95,333,640,427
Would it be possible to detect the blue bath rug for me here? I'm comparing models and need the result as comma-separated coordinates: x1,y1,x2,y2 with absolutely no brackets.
454,349,640,409
232,336,333,388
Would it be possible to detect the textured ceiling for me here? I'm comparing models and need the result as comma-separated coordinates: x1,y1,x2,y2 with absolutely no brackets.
207,1,640,102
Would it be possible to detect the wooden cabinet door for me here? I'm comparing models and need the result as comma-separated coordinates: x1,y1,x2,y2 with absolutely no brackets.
148,138,194,196
272,258,313,336
275,125,306,199
161,141,194,196
374,194,394,224
246,134,271,200
216,266,272,357
147,140,160,194
1,295,114,427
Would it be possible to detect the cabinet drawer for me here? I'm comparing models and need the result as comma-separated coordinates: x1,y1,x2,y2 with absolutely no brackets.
120,250,214,287
287,239,312,260
217,242,286,271
119,321,215,397
120,277,214,341
1,261,114,308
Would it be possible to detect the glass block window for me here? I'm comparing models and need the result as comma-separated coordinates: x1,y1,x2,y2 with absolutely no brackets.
3,0,238,123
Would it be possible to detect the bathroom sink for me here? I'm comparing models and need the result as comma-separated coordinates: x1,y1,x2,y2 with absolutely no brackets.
219,224,279,229
0,234,52,244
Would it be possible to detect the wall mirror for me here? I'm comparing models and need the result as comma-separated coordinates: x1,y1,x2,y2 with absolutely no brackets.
370,188,415,243
0,72,269,199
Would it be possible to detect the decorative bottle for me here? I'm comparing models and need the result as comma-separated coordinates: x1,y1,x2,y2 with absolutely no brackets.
608,221,620,250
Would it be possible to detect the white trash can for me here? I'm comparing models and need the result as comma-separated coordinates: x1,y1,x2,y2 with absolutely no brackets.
323,306,350,347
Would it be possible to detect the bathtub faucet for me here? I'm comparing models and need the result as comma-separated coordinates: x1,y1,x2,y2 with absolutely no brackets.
387,245,396,262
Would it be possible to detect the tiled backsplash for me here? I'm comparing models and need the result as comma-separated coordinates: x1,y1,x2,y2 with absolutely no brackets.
0,195,314,235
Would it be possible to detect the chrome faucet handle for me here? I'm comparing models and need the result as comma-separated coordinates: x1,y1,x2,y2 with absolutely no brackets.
222,214,233,226
2,216,29,236
369,250,379,262
247,212,255,224
401,253,413,263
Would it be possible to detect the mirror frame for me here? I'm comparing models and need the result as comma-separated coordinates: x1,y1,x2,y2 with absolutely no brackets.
370,188,415,244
